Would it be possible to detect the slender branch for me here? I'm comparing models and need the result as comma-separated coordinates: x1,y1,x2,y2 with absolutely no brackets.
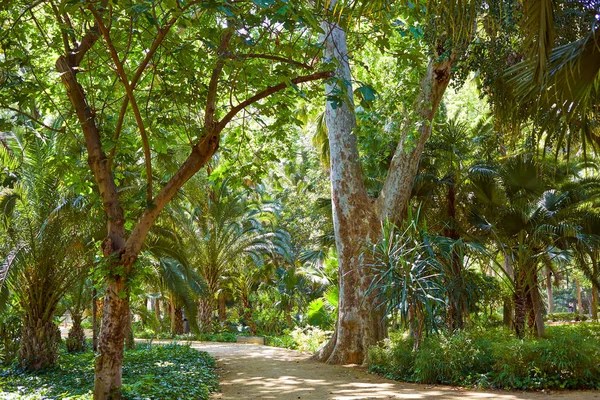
229,53,313,70
205,27,235,131
216,71,333,132
90,5,154,202
1,106,65,134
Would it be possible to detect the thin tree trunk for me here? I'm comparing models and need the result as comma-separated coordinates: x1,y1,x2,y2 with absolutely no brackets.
92,288,99,352
153,297,161,329
242,294,256,335
576,278,583,315
530,276,545,337
592,287,598,321
125,311,135,350
545,266,554,314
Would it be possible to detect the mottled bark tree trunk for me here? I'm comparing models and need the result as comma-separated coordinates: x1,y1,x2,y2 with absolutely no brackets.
314,5,458,366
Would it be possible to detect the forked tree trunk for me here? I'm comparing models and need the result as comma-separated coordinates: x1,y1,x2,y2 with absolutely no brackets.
312,18,385,366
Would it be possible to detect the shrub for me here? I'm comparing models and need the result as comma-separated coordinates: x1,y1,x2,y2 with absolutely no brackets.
368,325,600,390
265,327,331,353
545,312,588,322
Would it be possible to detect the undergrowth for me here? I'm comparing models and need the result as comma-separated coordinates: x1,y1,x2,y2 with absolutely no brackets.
0,344,218,399
368,324,600,390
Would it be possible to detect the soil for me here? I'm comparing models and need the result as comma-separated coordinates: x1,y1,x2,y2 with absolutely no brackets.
180,342,600,400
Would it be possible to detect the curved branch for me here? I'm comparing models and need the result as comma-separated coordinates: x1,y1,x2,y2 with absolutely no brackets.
216,71,333,133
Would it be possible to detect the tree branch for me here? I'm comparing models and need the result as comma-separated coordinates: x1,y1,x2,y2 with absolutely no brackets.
216,71,333,132
1,106,65,134
229,53,313,70
205,27,235,131
90,5,154,202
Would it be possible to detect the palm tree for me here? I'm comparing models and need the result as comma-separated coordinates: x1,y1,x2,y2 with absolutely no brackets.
468,155,600,337
0,131,87,369
184,179,278,332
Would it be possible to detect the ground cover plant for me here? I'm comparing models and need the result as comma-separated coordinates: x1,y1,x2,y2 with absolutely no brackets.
0,344,218,399
368,324,600,390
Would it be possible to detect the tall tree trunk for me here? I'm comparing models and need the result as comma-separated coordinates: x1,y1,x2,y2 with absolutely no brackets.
314,4,459,366
530,274,545,337
312,17,385,366
153,297,161,330
514,269,527,338
443,176,465,331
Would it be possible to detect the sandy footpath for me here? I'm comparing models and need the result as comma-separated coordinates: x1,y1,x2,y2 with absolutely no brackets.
171,341,600,400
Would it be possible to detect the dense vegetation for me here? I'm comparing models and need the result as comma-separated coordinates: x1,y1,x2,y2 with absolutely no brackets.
0,343,219,399
1,0,600,398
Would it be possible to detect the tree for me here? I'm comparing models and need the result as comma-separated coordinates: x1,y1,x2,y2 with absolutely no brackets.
313,1,478,365
0,131,87,369
1,2,331,396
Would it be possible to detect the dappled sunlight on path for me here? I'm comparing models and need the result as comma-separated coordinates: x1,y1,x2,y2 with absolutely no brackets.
182,342,600,400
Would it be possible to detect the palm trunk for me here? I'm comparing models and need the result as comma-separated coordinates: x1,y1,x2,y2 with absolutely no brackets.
198,296,214,333
20,308,60,370
171,305,183,335
218,292,227,322
67,313,87,353
242,294,257,335
530,275,545,337
153,297,161,330
514,269,527,338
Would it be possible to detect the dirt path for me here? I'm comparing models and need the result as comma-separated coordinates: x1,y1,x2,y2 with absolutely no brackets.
179,342,599,400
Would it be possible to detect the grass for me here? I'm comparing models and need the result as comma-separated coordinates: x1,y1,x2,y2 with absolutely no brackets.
368,324,600,390
0,344,218,399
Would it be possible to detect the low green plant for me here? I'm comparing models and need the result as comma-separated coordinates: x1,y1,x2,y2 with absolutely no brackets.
265,327,331,353
1,344,218,399
545,312,588,322
368,325,600,390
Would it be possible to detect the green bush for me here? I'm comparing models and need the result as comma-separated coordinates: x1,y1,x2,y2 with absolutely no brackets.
368,325,600,390
1,344,219,399
545,312,588,322
135,330,237,342
265,327,331,353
